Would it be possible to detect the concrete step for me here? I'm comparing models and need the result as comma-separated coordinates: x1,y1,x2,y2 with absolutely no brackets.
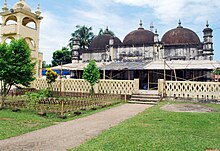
130,97,159,102
131,94,161,99
129,93,161,105
127,101,158,105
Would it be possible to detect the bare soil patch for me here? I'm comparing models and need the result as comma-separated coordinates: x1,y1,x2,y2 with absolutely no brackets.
161,104,216,113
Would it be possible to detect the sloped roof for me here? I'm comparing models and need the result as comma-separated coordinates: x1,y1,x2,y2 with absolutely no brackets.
102,62,148,70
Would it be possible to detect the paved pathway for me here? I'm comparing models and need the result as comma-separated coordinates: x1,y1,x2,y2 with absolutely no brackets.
0,104,152,151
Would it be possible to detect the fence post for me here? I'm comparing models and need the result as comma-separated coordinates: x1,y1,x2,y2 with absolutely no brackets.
61,99,64,117
134,79,139,94
94,83,99,94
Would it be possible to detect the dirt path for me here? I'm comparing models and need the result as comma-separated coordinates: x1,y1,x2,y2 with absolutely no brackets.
0,104,152,151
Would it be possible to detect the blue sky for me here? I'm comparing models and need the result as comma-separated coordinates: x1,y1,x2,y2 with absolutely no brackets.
1,0,220,64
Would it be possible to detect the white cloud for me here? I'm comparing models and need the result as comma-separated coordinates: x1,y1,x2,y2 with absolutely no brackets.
113,0,220,24
39,11,73,64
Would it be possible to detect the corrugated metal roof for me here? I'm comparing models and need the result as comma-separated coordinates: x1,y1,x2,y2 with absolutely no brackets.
144,60,220,70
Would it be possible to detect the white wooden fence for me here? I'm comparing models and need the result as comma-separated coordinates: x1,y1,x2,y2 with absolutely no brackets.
158,79,220,100
31,78,139,95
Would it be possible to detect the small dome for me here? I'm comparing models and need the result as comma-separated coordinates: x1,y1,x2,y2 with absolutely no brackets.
161,22,200,45
123,21,154,46
89,32,122,51
13,0,31,12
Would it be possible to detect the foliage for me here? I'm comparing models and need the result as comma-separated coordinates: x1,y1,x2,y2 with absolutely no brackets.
98,28,115,36
214,69,220,75
46,68,58,96
0,39,35,107
46,68,58,84
42,61,52,69
52,47,71,66
82,60,100,94
26,89,50,110
68,25,94,49
74,102,220,151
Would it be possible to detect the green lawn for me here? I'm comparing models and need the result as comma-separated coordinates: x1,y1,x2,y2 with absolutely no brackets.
0,103,123,140
74,102,220,151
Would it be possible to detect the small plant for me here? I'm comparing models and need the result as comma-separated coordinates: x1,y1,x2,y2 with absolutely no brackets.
26,89,50,110
46,68,58,96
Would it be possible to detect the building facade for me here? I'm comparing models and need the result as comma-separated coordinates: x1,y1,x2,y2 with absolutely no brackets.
0,0,43,78
72,20,214,63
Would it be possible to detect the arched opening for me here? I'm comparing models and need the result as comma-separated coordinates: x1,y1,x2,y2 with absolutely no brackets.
25,37,36,49
22,17,37,29
5,15,17,25
5,37,15,44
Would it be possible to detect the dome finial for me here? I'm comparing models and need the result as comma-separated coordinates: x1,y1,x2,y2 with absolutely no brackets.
206,20,209,28
139,20,143,28
104,26,111,35
150,22,154,32
178,19,183,28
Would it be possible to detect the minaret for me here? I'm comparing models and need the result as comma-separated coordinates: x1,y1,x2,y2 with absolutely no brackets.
0,0,43,78
2,0,8,12
72,37,80,63
154,29,161,60
203,21,214,60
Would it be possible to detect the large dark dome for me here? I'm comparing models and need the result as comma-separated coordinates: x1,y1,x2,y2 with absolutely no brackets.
88,32,122,51
123,27,154,46
161,25,200,45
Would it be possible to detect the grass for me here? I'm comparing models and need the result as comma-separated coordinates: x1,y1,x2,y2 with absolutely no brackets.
0,102,124,140
73,102,220,151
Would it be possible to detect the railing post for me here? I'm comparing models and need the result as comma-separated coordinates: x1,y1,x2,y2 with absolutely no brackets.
158,79,165,97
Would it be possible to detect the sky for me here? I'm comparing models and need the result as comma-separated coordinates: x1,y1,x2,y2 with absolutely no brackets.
1,0,220,64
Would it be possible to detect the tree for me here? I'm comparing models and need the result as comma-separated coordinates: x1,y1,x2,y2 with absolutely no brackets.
82,60,100,95
42,61,52,69
52,47,71,66
0,39,35,107
68,25,94,49
98,28,115,36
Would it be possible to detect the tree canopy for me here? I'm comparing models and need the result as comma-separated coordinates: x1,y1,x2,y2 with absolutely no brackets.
0,38,35,98
68,25,94,49
52,47,71,66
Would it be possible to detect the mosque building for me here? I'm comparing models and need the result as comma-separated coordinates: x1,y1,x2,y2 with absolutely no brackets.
69,20,219,89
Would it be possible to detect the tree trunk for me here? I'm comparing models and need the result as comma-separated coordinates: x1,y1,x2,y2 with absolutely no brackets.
0,83,7,108
90,86,94,96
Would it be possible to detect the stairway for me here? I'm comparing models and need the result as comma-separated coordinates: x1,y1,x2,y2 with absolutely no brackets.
128,90,162,105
